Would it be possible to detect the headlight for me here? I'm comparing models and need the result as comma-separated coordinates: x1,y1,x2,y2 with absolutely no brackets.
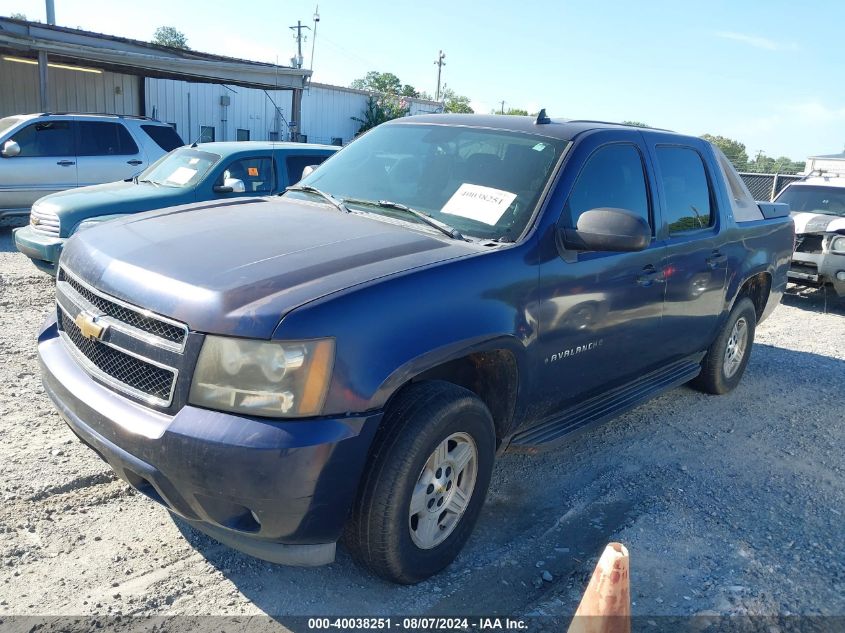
189,336,334,417
831,236,845,253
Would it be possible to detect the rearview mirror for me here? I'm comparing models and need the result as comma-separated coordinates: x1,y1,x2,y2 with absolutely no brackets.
560,207,650,252
213,177,246,194
1,140,20,158
300,164,319,181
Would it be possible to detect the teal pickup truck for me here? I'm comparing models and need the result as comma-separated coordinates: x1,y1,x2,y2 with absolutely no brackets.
15,141,337,274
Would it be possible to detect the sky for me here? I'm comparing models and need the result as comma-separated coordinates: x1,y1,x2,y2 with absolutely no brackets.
2,0,842,160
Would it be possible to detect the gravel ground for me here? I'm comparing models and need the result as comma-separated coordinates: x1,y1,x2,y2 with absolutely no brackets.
1,227,844,625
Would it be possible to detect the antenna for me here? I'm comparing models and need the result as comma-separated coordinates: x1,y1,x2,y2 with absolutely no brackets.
310,5,320,70
535,108,551,125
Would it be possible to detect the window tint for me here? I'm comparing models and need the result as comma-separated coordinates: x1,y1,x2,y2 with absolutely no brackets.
656,146,715,234
564,144,650,228
141,124,183,151
286,154,329,185
76,121,138,156
11,121,74,157
221,157,274,193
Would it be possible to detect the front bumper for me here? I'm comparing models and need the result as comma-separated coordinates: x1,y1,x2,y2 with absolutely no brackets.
37,314,382,565
14,225,64,275
789,248,845,297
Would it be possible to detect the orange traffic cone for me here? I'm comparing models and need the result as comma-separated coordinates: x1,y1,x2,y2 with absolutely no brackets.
567,542,630,633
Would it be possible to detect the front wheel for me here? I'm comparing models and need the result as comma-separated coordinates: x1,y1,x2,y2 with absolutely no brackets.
691,297,757,394
345,381,495,584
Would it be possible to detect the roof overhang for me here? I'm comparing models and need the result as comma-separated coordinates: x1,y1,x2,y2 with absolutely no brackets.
0,18,310,90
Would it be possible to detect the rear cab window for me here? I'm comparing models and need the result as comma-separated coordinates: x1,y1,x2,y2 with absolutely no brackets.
285,154,330,185
141,124,184,152
655,146,717,235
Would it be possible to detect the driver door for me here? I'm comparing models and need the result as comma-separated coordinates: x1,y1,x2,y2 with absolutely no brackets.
534,133,668,418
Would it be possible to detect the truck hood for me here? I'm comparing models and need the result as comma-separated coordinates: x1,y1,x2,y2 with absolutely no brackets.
37,181,190,234
60,197,478,338
791,211,845,235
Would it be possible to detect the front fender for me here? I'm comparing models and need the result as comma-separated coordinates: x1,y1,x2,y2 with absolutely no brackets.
273,244,538,416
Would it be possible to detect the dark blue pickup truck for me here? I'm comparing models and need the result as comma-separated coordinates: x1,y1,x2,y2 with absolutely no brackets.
37,114,793,584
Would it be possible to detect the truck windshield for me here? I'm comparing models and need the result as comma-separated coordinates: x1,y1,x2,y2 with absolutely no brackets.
296,123,567,240
778,185,845,218
138,148,220,188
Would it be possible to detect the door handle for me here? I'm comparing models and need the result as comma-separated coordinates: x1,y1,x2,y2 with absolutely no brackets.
56,160,75,166
706,252,727,270
636,264,663,287
127,159,143,166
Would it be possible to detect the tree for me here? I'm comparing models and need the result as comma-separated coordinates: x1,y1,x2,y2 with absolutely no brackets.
351,94,410,136
351,71,404,95
152,26,189,50
10,12,27,20
441,86,474,114
622,120,650,128
494,107,529,116
700,134,749,170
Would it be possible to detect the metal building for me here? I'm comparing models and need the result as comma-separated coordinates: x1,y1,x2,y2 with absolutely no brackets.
0,17,442,147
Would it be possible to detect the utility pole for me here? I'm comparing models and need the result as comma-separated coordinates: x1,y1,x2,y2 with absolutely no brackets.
289,20,310,69
434,50,446,101
310,5,320,70
500,100,505,114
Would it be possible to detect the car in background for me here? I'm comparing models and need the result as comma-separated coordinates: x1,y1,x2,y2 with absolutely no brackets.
775,173,845,297
14,141,337,274
0,113,183,227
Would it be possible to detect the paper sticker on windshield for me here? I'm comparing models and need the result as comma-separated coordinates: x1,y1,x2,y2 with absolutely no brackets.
441,184,517,225
166,166,197,185
247,166,259,177
188,157,200,165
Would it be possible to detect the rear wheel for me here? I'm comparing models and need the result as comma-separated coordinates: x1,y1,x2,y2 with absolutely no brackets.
345,381,495,584
691,297,757,394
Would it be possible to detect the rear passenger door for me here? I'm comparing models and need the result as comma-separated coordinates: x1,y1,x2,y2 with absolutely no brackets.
646,136,729,359
75,120,145,186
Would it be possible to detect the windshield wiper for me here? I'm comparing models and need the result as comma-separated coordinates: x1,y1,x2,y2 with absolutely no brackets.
138,179,160,188
343,198,465,240
286,185,349,213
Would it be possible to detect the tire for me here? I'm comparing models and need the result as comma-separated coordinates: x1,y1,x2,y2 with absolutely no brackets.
691,297,757,395
345,380,495,584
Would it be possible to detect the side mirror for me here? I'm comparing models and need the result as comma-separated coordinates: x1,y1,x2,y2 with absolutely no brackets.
300,164,319,181
560,207,650,252
1,140,20,158
213,177,246,194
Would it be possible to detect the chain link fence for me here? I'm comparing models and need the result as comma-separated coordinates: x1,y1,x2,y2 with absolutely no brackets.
738,172,803,201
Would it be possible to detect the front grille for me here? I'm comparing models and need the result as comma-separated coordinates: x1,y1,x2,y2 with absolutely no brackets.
795,234,824,254
59,311,175,402
30,205,60,236
57,268,186,345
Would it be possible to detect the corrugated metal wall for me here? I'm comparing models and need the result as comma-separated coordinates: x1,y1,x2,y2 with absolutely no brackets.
0,57,139,116
302,84,442,145
144,78,293,144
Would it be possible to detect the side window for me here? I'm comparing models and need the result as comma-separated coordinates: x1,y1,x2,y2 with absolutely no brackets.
564,143,650,228
655,146,715,234
10,121,74,157
221,157,274,193
286,154,329,185
141,124,183,151
76,122,139,156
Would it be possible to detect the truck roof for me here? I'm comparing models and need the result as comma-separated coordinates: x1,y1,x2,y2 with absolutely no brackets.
188,141,338,153
392,113,687,141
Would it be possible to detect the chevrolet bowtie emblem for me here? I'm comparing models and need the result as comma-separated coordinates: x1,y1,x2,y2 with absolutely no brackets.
74,312,107,341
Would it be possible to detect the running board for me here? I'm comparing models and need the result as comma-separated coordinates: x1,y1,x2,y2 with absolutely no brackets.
509,359,702,447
